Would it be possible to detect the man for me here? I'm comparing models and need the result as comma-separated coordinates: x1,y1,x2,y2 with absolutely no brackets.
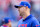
1,17,11,27
15,1,39,27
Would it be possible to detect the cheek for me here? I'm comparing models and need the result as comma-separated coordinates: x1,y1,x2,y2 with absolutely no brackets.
20,8,24,12
19,7,26,12
20,9,23,13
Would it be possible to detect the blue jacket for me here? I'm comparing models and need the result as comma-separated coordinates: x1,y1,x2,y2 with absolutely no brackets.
17,15,39,27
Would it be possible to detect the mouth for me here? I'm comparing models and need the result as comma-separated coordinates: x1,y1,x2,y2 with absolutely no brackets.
20,13,23,16
20,14,23,16
20,12,25,16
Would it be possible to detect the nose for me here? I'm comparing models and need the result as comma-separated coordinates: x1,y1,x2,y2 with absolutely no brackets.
18,9,20,11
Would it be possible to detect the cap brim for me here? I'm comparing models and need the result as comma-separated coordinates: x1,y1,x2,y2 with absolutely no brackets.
14,5,22,8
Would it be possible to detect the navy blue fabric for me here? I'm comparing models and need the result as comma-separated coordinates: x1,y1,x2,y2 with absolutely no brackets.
3,17,10,24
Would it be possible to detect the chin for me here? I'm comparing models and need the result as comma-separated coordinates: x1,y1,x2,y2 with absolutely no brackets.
20,14,23,17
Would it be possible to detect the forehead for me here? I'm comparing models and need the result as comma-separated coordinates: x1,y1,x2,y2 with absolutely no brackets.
18,6,26,9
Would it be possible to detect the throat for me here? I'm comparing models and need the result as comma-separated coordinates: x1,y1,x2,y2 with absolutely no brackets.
22,13,30,19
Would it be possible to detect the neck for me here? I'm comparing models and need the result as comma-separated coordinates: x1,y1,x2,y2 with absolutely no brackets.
22,12,30,19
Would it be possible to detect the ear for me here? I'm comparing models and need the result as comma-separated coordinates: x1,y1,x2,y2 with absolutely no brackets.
26,6,28,9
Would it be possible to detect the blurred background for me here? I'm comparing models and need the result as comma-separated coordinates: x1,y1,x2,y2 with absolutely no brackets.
0,0,40,27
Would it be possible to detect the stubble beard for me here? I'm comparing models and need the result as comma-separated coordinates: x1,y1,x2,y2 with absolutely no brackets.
20,12,25,17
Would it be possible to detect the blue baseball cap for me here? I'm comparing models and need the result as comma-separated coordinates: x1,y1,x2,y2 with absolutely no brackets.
3,17,10,24
15,1,31,9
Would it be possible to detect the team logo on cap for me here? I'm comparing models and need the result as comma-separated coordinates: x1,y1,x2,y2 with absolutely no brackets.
24,5,26,7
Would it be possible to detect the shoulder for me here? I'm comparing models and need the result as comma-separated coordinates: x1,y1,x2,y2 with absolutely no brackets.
17,18,23,25
31,16,39,25
32,16,39,22
18,18,23,22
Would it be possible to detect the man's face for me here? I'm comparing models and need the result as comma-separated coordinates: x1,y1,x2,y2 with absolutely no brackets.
18,7,26,16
